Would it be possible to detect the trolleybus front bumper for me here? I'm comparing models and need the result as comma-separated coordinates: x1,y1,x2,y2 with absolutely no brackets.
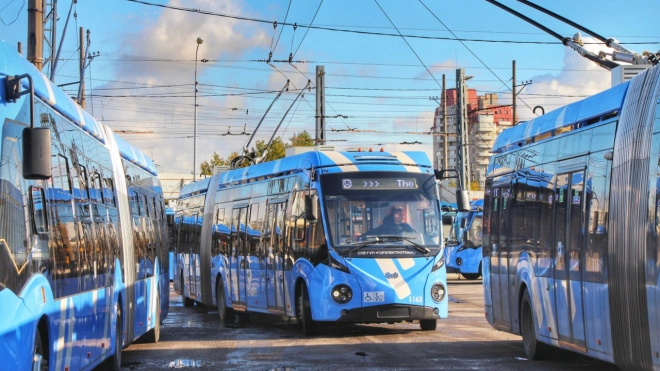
335,304,440,323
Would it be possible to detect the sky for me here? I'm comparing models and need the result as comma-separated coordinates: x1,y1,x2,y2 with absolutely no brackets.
1,0,658,176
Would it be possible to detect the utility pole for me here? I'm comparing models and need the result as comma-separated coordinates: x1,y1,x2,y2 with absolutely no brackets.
456,68,470,191
315,65,326,145
43,0,58,78
512,60,516,126
27,0,44,71
77,27,86,109
442,74,448,170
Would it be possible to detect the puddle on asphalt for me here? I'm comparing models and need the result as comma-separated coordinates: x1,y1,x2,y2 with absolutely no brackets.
168,359,203,368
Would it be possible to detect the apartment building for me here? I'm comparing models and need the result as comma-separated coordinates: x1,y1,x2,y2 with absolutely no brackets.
431,89,513,190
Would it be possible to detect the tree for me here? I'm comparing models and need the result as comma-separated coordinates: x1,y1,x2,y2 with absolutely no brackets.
199,132,313,175
255,137,288,162
289,130,315,147
200,151,236,176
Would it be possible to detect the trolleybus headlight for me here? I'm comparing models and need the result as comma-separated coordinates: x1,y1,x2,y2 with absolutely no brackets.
456,257,463,266
430,282,446,303
331,284,353,304
431,254,445,272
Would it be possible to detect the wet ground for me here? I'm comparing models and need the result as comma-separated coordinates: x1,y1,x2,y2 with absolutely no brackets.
114,275,620,371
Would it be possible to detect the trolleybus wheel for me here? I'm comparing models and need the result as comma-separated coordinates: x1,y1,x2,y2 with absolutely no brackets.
102,301,122,371
297,284,318,336
144,293,160,343
33,329,48,371
461,272,481,280
521,289,550,360
181,275,194,307
216,281,235,326
420,319,437,331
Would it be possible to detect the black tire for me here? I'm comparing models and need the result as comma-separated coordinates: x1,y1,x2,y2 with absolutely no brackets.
420,319,437,331
102,302,122,371
461,263,482,280
520,289,551,360
143,294,160,343
297,284,318,336
216,281,235,326
461,272,481,280
181,275,193,307
33,329,48,371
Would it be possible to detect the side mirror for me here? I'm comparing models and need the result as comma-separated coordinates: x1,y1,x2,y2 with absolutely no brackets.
23,127,52,180
304,194,317,222
456,190,470,212
6,74,51,180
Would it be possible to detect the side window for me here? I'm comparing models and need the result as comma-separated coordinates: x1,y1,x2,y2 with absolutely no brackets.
141,194,148,217
51,154,72,193
31,187,48,234
91,171,103,203
130,191,139,215
212,207,227,256
103,177,116,206
78,164,89,200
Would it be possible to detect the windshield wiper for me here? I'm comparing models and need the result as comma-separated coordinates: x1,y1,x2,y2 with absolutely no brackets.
342,238,392,256
343,235,430,256
376,235,431,255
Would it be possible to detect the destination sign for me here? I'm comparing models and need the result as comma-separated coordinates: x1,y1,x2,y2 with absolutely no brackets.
341,178,418,190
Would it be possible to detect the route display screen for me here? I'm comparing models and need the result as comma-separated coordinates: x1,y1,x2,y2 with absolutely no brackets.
341,177,418,190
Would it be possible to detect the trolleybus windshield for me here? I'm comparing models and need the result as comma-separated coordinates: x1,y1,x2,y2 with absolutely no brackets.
321,172,441,252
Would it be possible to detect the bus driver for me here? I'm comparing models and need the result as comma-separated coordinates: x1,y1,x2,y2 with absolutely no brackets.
369,207,416,236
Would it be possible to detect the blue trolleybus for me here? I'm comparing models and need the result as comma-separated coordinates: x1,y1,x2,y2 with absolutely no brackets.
483,63,660,370
173,148,468,334
446,199,483,280
0,41,169,370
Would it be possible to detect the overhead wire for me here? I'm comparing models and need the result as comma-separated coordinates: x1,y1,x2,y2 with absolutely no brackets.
123,0,659,45
292,0,324,58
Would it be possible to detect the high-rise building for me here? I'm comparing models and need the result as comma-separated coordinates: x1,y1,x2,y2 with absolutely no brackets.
431,89,513,190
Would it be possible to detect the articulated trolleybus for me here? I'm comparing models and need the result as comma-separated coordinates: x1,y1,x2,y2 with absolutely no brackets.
483,63,660,370
174,148,466,334
0,41,168,370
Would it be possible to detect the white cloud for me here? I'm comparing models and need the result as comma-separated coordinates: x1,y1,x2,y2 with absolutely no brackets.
503,36,613,122
95,0,276,175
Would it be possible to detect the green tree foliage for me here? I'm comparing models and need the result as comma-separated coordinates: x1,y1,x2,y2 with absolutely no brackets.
199,131,316,176
289,130,315,147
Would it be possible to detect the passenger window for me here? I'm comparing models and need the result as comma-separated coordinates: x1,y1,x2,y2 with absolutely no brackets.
31,187,48,234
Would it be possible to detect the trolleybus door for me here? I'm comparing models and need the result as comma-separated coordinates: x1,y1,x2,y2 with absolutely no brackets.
192,212,202,300
490,184,512,329
230,207,248,308
247,203,266,309
265,201,286,312
553,171,587,348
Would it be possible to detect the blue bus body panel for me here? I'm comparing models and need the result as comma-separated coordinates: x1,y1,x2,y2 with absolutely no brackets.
492,82,629,154
181,151,433,198
0,40,168,369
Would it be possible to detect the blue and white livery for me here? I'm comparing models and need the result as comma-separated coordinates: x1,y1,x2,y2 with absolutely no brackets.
0,40,168,371
483,63,660,371
446,199,483,280
173,148,451,334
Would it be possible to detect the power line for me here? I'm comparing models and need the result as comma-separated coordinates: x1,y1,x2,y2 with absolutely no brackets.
123,0,660,45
